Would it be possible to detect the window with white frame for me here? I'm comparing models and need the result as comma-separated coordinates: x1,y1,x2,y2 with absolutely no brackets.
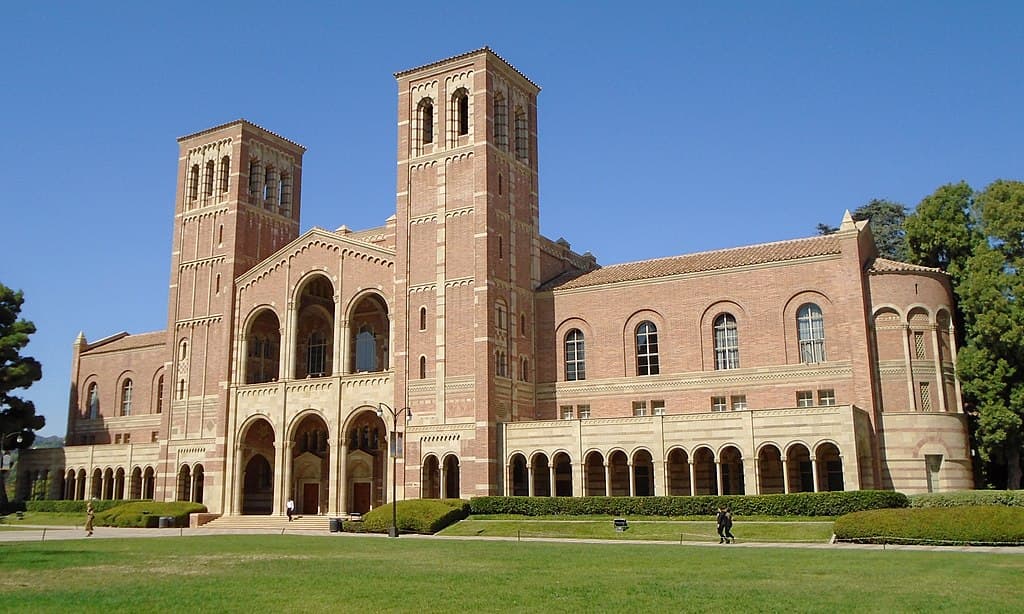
652,400,666,416
796,390,814,408
120,379,133,416
714,313,740,370
577,404,591,419
711,396,727,412
731,395,747,411
564,329,586,381
561,405,574,420
818,389,836,406
635,321,660,376
632,400,648,416
797,303,827,363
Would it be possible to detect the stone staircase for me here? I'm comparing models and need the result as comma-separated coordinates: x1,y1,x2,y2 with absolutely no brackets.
200,514,335,532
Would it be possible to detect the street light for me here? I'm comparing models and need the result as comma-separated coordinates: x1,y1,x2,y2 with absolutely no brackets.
1,432,24,472
374,403,411,538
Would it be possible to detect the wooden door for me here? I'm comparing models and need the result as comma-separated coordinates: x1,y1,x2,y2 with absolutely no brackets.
353,482,371,514
302,483,319,514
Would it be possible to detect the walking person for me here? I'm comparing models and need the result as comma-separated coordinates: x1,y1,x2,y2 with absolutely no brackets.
85,501,95,537
286,498,295,521
716,506,735,544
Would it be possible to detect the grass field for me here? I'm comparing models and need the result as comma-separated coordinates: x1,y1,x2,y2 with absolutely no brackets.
1,512,83,527
441,519,835,542
0,535,1020,612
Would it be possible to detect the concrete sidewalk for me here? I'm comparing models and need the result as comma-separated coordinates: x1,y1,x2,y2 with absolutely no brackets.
1,524,1021,554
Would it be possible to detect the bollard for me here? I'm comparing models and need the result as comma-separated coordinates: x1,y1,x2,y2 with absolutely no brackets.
41,528,46,542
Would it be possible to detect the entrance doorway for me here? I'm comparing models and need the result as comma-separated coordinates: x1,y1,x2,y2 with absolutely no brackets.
302,483,319,515
353,482,371,514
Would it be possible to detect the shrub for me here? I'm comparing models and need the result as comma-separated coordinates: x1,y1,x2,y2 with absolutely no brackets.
834,505,1024,545
909,490,1024,508
469,491,907,518
95,501,206,528
357,499,470,534
25,500,149,514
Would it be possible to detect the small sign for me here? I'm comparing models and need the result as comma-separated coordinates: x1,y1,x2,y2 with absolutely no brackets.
1,453,10,471
390,432,404,458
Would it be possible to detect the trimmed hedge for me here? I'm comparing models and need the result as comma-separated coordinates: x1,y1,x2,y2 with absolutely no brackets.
354,499,469,534
95,501,207,528
470,491,907,518
909,490,1024,508
834,506,1024,545
25,499,151,513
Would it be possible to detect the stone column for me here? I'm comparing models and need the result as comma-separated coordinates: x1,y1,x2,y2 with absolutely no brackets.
339,319,350,375
572,461,583,497
282,302,297,379
688,461,696,497
715,461,723,496
527,465,535,497
440,463,448,499
810,457,820,492
332,296,344,376
781,459,790,494
327,442,338,516
603,463,611,497
902,325,916,410
338,443,349,514
233,445,244,514
548,464,556,497
653,460,664,496
930,326,947,412
627,461,635,497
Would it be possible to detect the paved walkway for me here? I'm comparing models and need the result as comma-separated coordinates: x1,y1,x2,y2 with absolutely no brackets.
1,524,1021,554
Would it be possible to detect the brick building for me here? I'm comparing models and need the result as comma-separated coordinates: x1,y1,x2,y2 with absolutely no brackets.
17,48,972,515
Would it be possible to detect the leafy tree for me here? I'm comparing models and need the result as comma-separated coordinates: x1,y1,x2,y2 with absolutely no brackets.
816,199,908,261
904,182,981,288
0,283,45,506
956,181,1024,489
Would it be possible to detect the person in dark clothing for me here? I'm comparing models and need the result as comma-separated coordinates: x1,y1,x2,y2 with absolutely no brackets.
716,507,734,544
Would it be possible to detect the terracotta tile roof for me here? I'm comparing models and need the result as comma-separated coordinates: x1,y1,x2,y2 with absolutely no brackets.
868,258,944,274
394,47,540,91
178,119,306,151
544,235,843,291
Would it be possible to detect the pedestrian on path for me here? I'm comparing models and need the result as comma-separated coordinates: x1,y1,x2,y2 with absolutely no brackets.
286,498,295,521
716,506,734,544
85,501,95,537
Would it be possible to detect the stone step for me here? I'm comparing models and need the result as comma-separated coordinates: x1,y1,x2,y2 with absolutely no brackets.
201,514,336,531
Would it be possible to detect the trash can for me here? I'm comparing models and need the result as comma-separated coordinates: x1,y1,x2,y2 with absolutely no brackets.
330,517,342,533
158,516,174,528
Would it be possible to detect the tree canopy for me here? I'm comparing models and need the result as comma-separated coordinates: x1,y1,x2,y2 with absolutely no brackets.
904,180,1024,488
0,283,45,506
818,199,908,262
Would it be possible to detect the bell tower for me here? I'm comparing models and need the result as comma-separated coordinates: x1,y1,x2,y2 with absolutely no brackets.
160,120,305,504
394,48,541,495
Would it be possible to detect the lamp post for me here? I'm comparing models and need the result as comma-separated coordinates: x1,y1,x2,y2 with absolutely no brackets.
374,403,411,538
1,432,25,504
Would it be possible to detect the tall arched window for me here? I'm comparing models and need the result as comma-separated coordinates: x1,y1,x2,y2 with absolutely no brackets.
565,329,586,381
419,306,427,331
307,331,327,377
188,164,200,201
418,98,434,145
248,159,262,196
797,303,827,363
520,357,529,382
219,155,230,193
714,314,740,370
120,379,133,416
87,383,99,419
156,375,164,414
179,339,188,361
419,356,427,379
635,322,660,376
204,160,215,196
453,88,470,136
494,92,508,150
279,172,292,214
514,106,528,162
264,166,277,204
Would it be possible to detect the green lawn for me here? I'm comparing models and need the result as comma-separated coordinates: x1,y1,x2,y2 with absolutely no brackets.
0,535,1020,612
441,519,835,542
1,512,84,527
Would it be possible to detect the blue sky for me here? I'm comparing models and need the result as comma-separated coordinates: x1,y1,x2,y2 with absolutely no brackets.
3,2,1022,436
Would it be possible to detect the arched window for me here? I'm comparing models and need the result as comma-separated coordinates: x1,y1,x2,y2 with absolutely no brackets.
188,164,200,201
419,306,427,331
494,93,508,150
418,98,434,145
177,379,186,400
204,160,215,196
520,313,526,337
248,159,262,196
565,329,586,381
714,314,740,370
156,375,164,414
520,357,529,382
514,106,528,162
87,383,99,419
264,166,277,204
120,379,133,416
636,321,660,376
496,351,508,378
307,331,327,377
453,88,470,136
355,327,377,372
279,173,292,214
495,301,508,332
419,356,427,379
219,155,230,192
797,303,827,363
179,339,188,361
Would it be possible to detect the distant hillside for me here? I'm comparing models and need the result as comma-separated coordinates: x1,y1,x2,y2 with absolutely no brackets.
31,435,64,449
